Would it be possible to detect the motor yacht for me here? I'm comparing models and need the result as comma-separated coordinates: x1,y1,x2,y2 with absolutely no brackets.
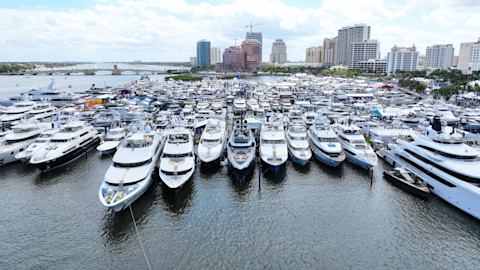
384,117,480,219
227,118,256,173
259,117,288,172
307,115,345,167
99,125,162,212
16,128,58,163
96,117,126,155
159,126,195,189
197,119,227,164
30,120,101,170
0,122,50,166
334,124,377,170
286,122,312,166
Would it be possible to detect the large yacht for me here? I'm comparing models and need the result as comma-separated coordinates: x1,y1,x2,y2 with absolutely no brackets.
259,117,288,172
197,119,227,164
286,122,311,166
385,119,480,219
0,98,36,126
99,125,162,212
159,126,195,189
0,122,50,166
334,124,377,170
16,128,58,163
30,120,100,170
227,119,256,172
307,115,345,167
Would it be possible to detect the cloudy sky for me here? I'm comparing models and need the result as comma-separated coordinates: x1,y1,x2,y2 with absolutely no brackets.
0,0,479,62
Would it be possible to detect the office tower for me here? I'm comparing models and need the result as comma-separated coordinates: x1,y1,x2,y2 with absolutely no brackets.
425,44,454,70
196,39,211,67
241,39,261,69
336,24,370,66
469,39,480,72
386,45,419,76
210,47,222,65
458,42,475,70
270,39,287,64
246,32,262,61
221,46,246,71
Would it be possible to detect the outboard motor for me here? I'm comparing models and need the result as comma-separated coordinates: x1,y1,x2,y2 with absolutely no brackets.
432,116,442,132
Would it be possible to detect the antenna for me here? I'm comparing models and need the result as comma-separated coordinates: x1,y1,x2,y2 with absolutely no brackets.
246,21,263,32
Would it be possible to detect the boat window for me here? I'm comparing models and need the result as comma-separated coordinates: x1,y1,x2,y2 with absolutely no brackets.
6,134,39,144
114,158,152,168
397,154,456,187
293,147,309,151
404,149,480,183
162,152,191,158
290,136,307,141
39,133,53,138
202,139,220,144
61,126,82,132
418,145,477,160
319,137,338,143
168,134,189,144
262,139,285,144
124,139,150,148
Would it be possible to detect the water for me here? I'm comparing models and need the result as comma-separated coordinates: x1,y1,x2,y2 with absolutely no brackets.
1,74,480,269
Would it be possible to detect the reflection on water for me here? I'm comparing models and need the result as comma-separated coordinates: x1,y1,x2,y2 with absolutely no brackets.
102,181,158,245
262,164,287,187
228,168,254,199
160,179,194,218
289,160,311,174
312,159,345,180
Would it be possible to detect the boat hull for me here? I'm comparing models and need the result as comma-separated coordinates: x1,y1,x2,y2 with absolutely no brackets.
383,171,430,199
288,151,309,166
32,137,101,171
345,152,376,170
309,142,344,167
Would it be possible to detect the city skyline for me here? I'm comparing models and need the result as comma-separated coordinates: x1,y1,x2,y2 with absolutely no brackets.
0,0,479,62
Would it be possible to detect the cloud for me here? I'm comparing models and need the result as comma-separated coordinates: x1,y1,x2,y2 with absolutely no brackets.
0,0,477,61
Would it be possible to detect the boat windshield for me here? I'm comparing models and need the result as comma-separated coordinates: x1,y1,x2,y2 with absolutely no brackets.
168,134,189,144
290,136,307,141
124,136,153,148
400,172,415,182
262,139,285,144
293,147,309,151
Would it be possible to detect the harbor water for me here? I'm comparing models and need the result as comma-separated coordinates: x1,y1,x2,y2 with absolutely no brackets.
1,73,480,269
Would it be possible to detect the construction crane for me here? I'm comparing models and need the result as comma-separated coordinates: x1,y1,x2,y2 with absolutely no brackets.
246,22,263,32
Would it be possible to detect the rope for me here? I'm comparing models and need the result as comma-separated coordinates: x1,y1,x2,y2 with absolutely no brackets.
129,205,152,270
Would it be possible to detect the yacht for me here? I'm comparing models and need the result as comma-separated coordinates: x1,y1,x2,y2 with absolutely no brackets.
233,98,247,114
159,126,195,189
307,115,345,167
259,117,288,172
0,122,50,166
30,120,101,170
99,125,162,212
0,98,36,126
96,118,126,155
384,119,480,219
197,119,227,164
227,119,257,172
334,124,377,170
286,122,312,166
25,103,58,124
16,128,58,163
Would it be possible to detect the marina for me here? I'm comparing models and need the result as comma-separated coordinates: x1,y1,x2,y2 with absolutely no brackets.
1,72,480,268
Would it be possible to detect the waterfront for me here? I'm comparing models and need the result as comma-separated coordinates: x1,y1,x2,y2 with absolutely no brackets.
1,73,480,269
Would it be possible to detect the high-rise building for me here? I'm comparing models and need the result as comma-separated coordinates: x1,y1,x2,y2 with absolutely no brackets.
386,45,419,76
425,44,454,70
220,46,246,71
323,37,337,66
349,39,380,70
305,46,323,63
336,24,370,66
458,42,475,70
241,39,261,69
190,57,196,67
270,39,287,64
196,39,211,67
246,32,262,62
358,59,387,73
210,47,222,65
469,39,480,72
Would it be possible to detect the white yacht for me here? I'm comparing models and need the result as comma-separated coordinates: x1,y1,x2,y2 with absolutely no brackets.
0,99,36,126
233,98,247,114
159,126,195,189
30,120,101,171
307,115,345,167
259,117,288,172
286,122,312,166
96,118,126,155
24,103,58,124
334,124,377,170
99,125,162,212
197,119,227,164
0,122,50,166
384,121,480,219
16,128,58,163
227,119,256,172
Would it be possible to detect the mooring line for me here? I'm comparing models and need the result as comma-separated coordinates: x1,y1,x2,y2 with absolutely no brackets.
129,205,152,270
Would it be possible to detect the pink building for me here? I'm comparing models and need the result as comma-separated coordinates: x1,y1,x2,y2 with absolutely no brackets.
220,46,245,71
241,39,261,67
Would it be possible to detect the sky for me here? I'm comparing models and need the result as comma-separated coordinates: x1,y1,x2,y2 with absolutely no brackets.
0,0,479,62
